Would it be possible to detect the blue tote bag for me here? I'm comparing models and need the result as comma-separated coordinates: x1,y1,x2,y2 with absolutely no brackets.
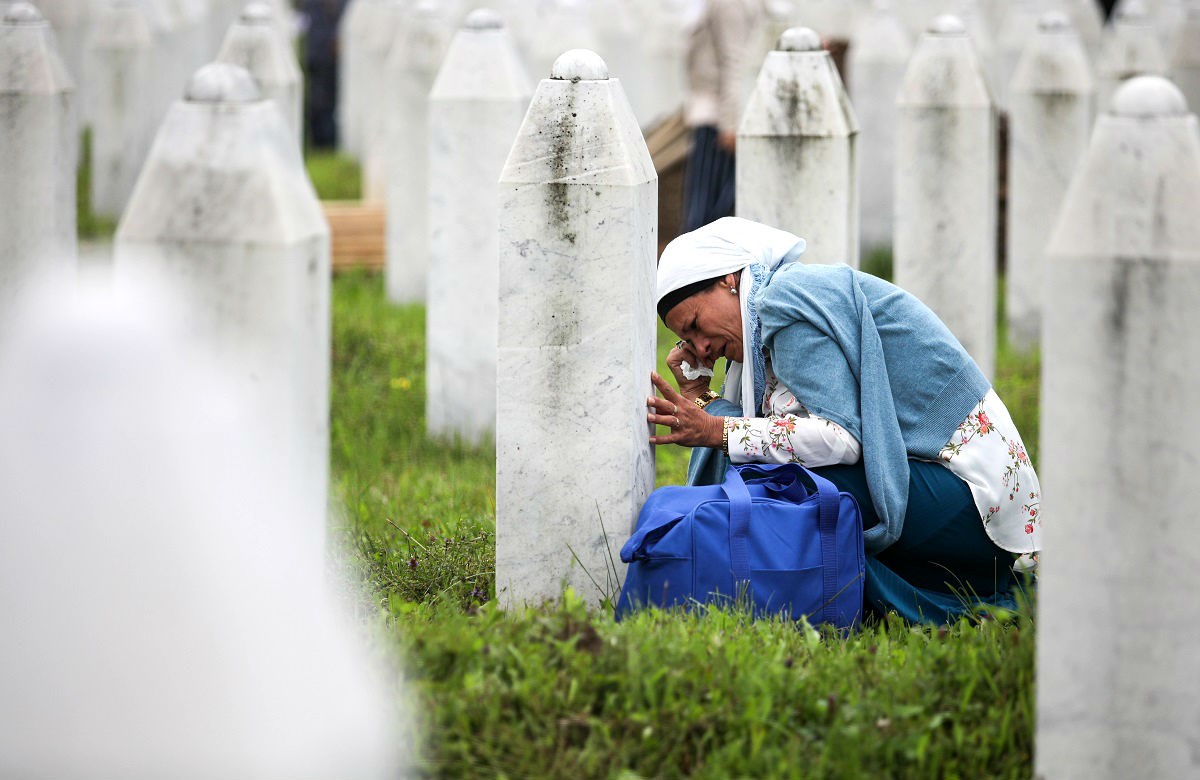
616,463,865,628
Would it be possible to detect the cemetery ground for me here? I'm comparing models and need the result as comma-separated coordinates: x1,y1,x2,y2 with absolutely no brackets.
78,153,1039,777
322,180,1040,776
333,270,1038,778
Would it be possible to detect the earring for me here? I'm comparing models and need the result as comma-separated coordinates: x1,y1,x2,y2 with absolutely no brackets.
730,288,738,295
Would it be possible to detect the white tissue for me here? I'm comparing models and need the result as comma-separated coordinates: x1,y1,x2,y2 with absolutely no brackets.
680,361,715,381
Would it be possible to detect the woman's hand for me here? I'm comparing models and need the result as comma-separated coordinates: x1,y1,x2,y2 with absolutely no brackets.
648,373,724,448
665,341,714,402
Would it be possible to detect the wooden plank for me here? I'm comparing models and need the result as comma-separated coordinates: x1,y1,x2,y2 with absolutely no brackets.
322,200,385,272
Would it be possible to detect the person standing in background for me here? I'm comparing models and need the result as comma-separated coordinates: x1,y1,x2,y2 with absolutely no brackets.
681,0,766,232
302,0,346,149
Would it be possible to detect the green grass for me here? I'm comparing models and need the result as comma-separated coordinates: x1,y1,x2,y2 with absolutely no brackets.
306,150,363,201
76,130,118,241
330,271,1038,779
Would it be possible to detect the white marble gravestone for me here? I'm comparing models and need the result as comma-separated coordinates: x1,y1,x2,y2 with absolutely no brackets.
87,0,156,220
0,2,76,304
115,63,331,564
895,14,996,378
381,0,452,302
426,9,531,443
994,0,1040,109
34,0,92,125
1037,75,1200,780
358,0,408,180
738,27,860,267
336,0,377,159
848,0,912,251
1005,12,1094,353
496,50,656,608
0,280,405,779
216,2,303,147
1168,4,1200,113
1097,0,1168,110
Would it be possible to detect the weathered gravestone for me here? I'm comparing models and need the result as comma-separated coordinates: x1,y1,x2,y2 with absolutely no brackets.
895,14,996,378
528,0,602,89
1005,12,1094,352
0,1,76,305
216,2,302,147
426,9,531,444
115,63,331,565
87,0,156,221
1037,75,1200,780
737,27,860,267
381,0,453,303
848,0,911,252
496,50,656,607
1097,0,1167,111
1168,3,1200,113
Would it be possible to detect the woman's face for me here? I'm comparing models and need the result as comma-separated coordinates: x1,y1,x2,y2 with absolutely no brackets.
664,274,744,364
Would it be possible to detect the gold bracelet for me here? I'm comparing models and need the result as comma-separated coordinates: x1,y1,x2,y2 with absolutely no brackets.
694,390,721,410
721,417,730,456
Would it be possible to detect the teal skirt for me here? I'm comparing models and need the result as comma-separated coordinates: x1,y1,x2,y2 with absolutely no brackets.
686,430,1020,625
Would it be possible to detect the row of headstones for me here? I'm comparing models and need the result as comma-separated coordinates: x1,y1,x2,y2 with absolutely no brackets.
86,0,301,219
0,3,328,564
850,0,1200,251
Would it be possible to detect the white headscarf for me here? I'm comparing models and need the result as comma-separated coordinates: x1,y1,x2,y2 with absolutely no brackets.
657,217,805,416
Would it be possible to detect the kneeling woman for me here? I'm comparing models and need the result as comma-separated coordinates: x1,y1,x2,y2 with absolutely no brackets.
648,218,1040,623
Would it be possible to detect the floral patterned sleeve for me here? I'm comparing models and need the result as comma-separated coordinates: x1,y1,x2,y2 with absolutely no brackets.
725,367,862,467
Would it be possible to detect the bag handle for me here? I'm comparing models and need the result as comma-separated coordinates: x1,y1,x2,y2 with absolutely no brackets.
721,465,753,585
724,464,843,625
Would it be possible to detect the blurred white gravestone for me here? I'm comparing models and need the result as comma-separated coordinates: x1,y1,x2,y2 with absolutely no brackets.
0,280,406,779
737,27,860,267
496,50,656,607
1061,0,1105,57
1168,4,1200,113
528,0,602,88
848,0,912,251
33,0,91,125
1037,75,1200,780
87,0,156,220
1097,0,1167,110
336,0,377,160
216,2,303,147
115,64,331,565
1005,12,1094,352
426,9,531,443
894,15,996,378
381,0,452,303
0,2,76,304
358,0,408,182
994,0,1040,109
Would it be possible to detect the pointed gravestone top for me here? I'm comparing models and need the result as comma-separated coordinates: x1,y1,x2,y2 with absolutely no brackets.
551,49,608,81
777,26,821,52
4,2,42,24
1111,74,1188,117
1038,11,1071,33
465,8,504,30
240,2,274,24
184,62,262,104
928,14,967,36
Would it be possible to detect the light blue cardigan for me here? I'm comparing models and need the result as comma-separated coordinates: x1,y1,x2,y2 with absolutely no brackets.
688,263,990,555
